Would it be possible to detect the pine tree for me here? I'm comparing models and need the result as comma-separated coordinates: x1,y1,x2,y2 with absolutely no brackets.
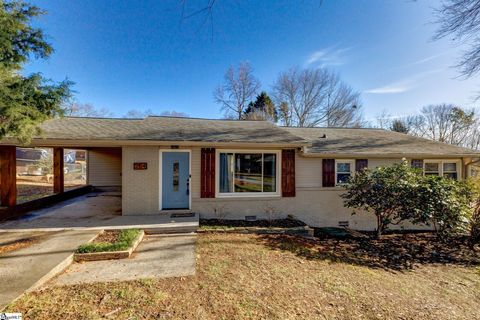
0,1,72,143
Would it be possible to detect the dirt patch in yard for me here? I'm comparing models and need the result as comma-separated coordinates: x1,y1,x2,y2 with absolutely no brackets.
92,230,120,244
6,233,480,320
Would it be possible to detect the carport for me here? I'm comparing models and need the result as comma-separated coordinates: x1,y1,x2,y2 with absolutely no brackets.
0,144,122,221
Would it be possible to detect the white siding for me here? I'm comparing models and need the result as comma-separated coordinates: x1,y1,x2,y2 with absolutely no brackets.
87,148,122,187
296,155,322,188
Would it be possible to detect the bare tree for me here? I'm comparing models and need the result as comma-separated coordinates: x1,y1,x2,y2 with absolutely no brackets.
123,108,156,118
272,67,363,127
214,62,261,119
434,0,480,79
159,110,189,118
66,103,113,117
123,109,189,118
278,101,292,127
416,104,474,144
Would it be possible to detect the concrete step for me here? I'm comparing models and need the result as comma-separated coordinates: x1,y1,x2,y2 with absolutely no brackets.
144,224,198,234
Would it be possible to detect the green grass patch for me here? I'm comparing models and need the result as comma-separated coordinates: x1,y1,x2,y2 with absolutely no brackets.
76,229,141,253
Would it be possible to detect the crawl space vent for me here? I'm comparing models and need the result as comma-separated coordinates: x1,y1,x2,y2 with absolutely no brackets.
245,215,257,222
338,221,349,228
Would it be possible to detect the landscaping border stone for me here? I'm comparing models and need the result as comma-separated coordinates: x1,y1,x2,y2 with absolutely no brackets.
74,230,144,262
199,226,314,237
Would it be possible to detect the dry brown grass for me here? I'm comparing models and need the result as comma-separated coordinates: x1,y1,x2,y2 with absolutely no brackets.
6,233,480,319
0,238,38,254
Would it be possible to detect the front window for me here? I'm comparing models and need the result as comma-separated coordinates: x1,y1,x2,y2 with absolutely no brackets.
423,161,459,180
218,151,278,195
443,162,458,180
336,160,354,185
424,162,440,176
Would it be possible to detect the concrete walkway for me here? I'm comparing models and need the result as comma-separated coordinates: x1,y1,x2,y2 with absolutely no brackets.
48,234,196,286
0,192,198,233
0,230,99,310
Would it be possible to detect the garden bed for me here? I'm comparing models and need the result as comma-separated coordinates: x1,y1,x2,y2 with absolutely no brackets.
200,218,312,236
200,218,306,228
74,229,144,262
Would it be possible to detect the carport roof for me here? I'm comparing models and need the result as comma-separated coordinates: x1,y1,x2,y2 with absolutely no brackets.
35,116,308,145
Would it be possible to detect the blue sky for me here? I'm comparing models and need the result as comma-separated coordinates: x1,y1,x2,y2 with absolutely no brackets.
25,0,479,122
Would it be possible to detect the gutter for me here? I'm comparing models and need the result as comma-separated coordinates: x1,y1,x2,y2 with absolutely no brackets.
0,138,310,149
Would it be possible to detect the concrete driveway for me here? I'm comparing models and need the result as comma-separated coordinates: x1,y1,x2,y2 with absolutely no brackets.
0,229,99,310
0,191,198,233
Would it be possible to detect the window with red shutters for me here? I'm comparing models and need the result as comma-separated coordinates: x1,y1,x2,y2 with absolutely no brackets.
355,159,368,172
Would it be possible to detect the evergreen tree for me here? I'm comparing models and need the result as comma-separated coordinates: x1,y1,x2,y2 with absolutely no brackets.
0,1,72,143
243,91,278,122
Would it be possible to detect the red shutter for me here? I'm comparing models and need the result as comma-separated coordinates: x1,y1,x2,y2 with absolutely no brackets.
201,148,215,198
322,159,335,187
355,159,368,172
281,149,295,197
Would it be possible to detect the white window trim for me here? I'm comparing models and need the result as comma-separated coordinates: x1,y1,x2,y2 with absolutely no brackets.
335,159,355,186
215,149,281,198
423,159,461,180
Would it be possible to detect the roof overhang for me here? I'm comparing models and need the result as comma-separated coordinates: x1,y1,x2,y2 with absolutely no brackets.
299,152,480,159
0,138,308,149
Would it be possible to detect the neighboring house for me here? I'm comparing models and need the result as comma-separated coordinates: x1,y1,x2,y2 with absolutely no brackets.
1,116,479,230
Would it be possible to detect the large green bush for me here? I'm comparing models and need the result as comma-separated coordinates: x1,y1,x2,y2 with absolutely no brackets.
342,160,474,239
341,161,422,238
412,176,472,240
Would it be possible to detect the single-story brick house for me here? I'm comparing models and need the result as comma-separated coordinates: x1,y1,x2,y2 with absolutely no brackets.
1,116,479,230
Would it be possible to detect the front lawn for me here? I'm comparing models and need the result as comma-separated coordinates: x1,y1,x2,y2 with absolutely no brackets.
7,233,480,319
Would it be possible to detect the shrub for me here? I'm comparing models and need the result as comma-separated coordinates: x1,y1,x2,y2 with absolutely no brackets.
342,161,422,238
342,160,475,240
412,177,472,240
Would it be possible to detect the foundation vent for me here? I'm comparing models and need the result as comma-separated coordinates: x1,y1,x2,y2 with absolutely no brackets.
245,215,257,222
338,221,349,228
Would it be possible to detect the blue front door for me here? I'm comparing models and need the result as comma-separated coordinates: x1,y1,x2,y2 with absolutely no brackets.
162,152,190,209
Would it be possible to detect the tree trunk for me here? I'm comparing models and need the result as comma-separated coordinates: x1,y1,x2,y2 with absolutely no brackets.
376,215,383,239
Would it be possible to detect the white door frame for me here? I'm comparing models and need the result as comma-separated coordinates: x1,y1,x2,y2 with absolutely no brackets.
159,149,192,211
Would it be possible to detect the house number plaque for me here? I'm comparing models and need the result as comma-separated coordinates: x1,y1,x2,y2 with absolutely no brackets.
133,162,148,170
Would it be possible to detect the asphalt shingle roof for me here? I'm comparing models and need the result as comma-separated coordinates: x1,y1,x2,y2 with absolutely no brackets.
38,116,307,145
35,117,480,156
284,127,480,156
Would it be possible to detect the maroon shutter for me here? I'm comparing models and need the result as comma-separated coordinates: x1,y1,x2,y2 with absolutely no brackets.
411,159,423,169
355,159,368,172
201,148,215,198
281,149,295,197
322,159,335,187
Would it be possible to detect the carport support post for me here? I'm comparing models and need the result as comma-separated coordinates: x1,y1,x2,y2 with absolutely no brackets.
0,145,17,207
53,147,64,193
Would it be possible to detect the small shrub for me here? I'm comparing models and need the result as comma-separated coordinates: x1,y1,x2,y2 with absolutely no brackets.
76,229,141,253
213,204,228,223
264,203,281,225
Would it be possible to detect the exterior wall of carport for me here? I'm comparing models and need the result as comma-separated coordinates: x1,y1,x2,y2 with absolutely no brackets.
87,148,122,189
121,145,465,230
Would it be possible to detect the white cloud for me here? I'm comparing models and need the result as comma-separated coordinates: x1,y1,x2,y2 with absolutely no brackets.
305,46,352,67
365,69,444,94
365,82,412,94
